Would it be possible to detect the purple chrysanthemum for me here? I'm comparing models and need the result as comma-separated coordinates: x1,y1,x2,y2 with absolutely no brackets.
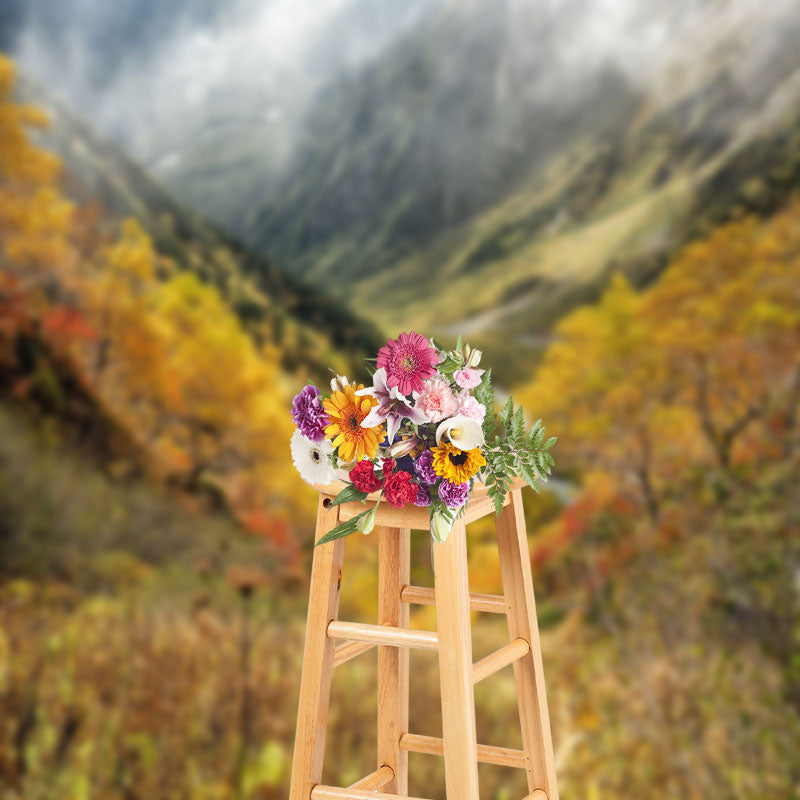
414,450,437,485
438,479,470,509
291,384,329,442
413,484,432,507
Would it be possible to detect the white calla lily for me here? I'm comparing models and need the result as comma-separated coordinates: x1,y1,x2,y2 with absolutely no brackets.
435,415,484,450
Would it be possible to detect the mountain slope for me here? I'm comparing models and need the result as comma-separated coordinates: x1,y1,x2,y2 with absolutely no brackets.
14,74,382,382
233,0,800,374
152,0,800,381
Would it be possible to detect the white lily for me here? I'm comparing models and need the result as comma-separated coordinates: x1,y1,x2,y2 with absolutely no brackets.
435,415,484,450
356,367,427,443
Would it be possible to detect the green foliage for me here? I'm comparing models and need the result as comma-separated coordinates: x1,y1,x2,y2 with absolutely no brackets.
479,385,556,514
329,484,369,507
315,508,374,547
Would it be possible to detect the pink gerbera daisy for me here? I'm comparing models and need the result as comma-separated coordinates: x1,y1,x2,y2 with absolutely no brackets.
376,332,438,395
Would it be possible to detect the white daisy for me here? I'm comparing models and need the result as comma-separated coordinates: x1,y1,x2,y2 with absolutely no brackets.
290,430,336,486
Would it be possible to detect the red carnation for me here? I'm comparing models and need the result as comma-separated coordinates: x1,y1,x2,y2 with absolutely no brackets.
381,458,396,478
349,459,383,493
383,470,417,509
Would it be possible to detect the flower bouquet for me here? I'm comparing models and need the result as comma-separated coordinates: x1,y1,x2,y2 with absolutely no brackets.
290,332,556,545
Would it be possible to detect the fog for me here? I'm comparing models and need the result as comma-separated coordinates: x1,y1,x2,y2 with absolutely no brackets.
3,0,794,173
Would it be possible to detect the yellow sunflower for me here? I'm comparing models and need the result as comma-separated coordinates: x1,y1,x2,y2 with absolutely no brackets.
431,442,486,484
323,383,383,462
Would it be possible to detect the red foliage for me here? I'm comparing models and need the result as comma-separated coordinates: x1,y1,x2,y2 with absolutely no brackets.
41,305,97,343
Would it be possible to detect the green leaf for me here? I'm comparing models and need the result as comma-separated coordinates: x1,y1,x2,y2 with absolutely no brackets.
500,397,514,428
511,406,525,440
330,484,369,507
315,518,359,546
315,509,373,546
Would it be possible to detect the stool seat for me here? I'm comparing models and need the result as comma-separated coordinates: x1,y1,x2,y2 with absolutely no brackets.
314,476,526,530
289,483,559,800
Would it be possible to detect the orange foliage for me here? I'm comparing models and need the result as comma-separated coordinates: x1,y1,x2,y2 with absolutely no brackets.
0,54,308,552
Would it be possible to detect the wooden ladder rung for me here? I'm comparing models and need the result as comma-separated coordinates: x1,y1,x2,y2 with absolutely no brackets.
347,765,394,790
327,620,438,651
311,787,432,800
399,732,527,769
400,584,507,614
332,640,375,667
524,792,548,800
472,637,530,684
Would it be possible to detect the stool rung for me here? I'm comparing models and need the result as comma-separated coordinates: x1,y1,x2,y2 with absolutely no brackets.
524,791,548,800
472,637,530,684
399,733,527,769
332,640,375,667
400,584,507,614
348,765,394,790
327,620,438,651
311,787,432,800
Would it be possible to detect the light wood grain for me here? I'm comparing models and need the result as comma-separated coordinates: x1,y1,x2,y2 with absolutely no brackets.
337,499,431,529
472,637,530,684
292,480,559,800
289,495,346,800
463,489,513,523
433,517,480,800
496,489,559,800
327,620,438,651
399,733,526,769
321,476,526,531
400,584,507,614
348,765,395,790
332,640,375,668
311,786,432,800
377,526,410,794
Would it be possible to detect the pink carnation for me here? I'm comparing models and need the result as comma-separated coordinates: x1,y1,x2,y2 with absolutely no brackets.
454,367,483,389
416,377,458,423
457,392,486,424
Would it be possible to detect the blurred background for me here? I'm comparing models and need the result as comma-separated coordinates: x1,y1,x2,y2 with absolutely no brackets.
0,0,799,797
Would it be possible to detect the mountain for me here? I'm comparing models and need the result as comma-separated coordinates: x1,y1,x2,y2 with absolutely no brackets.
6,1,800,384
153,0,800,380
12,73,383,382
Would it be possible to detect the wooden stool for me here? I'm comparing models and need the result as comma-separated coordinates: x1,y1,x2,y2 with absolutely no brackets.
289,478,559,800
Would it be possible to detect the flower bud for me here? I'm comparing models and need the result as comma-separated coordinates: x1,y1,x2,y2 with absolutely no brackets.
467,348,482,368
356,507,376,536
330,374,350,393
389,435,420,458
431,511,453,543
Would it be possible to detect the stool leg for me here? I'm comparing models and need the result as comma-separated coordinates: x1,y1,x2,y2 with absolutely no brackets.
377,526,411,794
433,518,480,800
289,496,346,800
496,489,559,800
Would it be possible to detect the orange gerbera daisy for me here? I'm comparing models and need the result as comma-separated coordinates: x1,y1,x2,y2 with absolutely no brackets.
323,383,383,462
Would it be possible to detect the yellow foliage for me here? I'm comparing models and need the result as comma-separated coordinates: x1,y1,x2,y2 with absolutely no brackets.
519,201,800,511
0,55,307,542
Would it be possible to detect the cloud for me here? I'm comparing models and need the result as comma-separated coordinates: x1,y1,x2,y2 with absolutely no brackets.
8,0,795,172
12,0,433,163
